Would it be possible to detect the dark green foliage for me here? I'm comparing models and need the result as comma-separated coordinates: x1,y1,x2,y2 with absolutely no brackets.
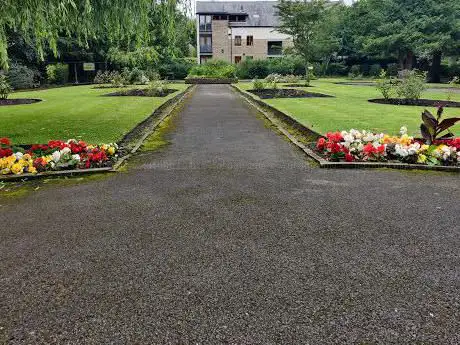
0,74,12,99
420,107,460,144
188,60,236,78
236,59,270,79
7,63,37,89
158,58,196,80
348,65,361,79
325,62,348,76
46,63,69,84
386,63,399,76
369,64,383,77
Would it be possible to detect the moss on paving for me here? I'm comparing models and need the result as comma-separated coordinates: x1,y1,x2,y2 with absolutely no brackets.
0,84,188,144
236,78,460,136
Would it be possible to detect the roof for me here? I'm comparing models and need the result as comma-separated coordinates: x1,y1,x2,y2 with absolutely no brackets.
196,1,280,27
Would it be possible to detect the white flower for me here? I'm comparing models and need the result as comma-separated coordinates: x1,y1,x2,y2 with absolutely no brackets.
72,154,81,162
60,147,71,155
400,126,408,135
14,152,23,161
52,151,61,163
343,134,354,143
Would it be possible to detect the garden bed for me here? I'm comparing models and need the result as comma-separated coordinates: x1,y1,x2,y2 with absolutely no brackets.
92,85,128,89
0,99,42,106
368,98,460,107
248,88,333,99
106,89,178,97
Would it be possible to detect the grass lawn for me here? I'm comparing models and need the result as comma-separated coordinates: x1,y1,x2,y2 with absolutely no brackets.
236,78,460,136
0,84,188,144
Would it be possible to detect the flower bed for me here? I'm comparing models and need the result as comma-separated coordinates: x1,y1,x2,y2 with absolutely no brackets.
0,138,118,176
314,128,460,167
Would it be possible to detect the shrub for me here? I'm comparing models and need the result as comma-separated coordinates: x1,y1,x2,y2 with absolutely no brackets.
386,63,399,76
145,80,169,97
348,65,362,79
450,76,460,85
188,59,236,78
46,63,69,84
158,58,196,80
420,106,460,144
0,74,12,99
7,63,37,89
325,62,348,76
265,73,282,89
128,67,146,84
111,73,127,87
369,64,383,77
252,78,265,90
375,71,397,99
284,74,301,83
93,70,114,84
236,59,270,79
396,70,427,100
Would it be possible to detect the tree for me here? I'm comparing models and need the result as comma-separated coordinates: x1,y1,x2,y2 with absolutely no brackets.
0,0,153,69
275,0,329,67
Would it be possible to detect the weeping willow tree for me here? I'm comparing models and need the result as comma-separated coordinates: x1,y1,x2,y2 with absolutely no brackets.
0,0,153,69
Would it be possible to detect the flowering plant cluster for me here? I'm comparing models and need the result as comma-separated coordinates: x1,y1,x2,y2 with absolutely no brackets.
315,127,460,166
0,138,118,175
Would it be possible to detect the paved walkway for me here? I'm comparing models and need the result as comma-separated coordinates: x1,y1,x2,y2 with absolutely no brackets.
1,85,459,344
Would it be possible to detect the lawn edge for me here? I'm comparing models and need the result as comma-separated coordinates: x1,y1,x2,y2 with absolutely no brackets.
232,85,460,173
0,85,195,182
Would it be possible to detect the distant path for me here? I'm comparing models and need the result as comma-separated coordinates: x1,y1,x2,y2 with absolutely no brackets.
0,85,459,344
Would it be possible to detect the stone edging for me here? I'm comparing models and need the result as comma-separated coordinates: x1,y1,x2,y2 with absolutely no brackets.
185,78,238,84
0,86,195,182
232,85,460,173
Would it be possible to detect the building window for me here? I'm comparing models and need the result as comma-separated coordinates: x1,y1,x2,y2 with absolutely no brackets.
235,56,242,64
246,36,253,46
267,41,283,56
229,15,246,22
212,15,228,20
199,15,212,31
199,35,212,53
200,56,212,64
235,36,242,46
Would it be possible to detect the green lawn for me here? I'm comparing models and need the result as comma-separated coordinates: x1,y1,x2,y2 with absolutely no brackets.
236,78,460,136
0,84,188,144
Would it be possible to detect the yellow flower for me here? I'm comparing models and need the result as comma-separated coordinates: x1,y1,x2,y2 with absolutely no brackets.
417,154,427,164
23,154,32,160
107,146,116,155
1,168,10,175
11,163,23,174
420,144,429,152
28,166,37,174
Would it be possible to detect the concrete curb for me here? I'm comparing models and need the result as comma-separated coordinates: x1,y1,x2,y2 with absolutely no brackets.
0,86,196,182
232,85,460,173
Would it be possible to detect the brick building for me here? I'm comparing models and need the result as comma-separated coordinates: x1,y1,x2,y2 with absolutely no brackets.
196,1,292,64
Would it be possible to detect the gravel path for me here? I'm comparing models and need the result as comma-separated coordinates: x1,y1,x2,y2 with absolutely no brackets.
0,85,459,344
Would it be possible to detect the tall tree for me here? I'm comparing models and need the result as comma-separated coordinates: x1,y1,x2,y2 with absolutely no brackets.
275,0,329,67
0,0,152,69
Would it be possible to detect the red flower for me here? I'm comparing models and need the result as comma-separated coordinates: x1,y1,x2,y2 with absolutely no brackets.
33,157,48,171
48,140,68,150
0,137,11,146
316,137,326,150
326,131,343,143
363,143,376,155
345,153,354,162
0,148,13,158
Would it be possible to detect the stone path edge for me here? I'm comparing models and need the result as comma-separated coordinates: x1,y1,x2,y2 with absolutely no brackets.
232,85,460,173
0,85,196,182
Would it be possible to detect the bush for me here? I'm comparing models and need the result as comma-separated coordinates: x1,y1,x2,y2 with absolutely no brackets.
252,78,265,90
265,73,282,89
284,74,301,83
128,67,146,84
451,76,460,85
145,80,169,97
236,59,270,79
46,63,69,84
369,64,383,77
93,70,114,84
376,71,397,99
348,65,362,79
396,70,427,100
111,73,127,87
324,62,348,76
0,74,12,99
158,58,196,80
188,59,236,78
7,63,37,89
386,63,399,76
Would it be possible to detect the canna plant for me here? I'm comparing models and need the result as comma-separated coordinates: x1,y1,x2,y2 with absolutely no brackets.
420,106,460,144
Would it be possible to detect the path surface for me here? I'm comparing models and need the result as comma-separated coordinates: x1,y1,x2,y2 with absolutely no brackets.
1,85,459,344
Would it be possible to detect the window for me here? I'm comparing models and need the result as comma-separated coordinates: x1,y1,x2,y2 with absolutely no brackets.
199,15,212,31
229,15,246,22
234,56,242,64
267,41,283,56
212,15,228,20
246,36,253,46
199,35,212,53
200,56,212,64
235,36,242,46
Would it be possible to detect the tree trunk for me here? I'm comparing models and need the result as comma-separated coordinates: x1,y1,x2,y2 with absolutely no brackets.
404,51,414,70
428,51,442,83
